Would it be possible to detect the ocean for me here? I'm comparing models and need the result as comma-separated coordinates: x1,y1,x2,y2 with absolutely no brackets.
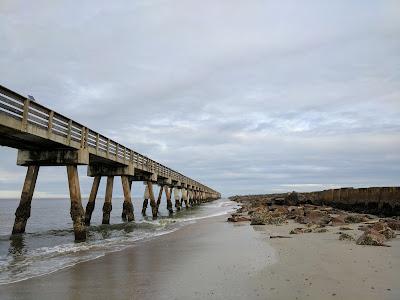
0,197,236,285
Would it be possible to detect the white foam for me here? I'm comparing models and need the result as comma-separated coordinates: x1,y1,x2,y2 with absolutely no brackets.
0,199,236,285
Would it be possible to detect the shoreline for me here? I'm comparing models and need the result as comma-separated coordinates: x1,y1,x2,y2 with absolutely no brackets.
1,212,399,299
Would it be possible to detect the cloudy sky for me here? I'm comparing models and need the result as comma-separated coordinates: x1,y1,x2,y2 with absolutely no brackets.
0,0,399,198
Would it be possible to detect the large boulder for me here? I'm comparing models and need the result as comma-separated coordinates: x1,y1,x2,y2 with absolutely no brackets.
296,209,331,225
345,214,369,224
250,209,286,225
285,191,299,205
386,219,400,231
356,229,387,246
329,214,346,226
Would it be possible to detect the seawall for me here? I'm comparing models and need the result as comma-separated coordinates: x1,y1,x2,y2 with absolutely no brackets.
300,187,400,216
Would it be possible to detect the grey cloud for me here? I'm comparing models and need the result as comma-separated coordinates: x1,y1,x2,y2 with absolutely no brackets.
0,0,399,197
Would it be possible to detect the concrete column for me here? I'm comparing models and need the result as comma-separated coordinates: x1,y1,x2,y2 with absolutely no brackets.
165,186,173,214
84,176,101,226
174,188,181,211
12,165,40,235
146,181,158,218
182,189,189,208
142,185,150,216
156,185,163,210
121,176,134,222
102,176,114,224
188,190,193,206
66,165,87,241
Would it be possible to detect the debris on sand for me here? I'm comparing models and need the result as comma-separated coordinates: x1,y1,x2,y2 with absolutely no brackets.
270,235,292,239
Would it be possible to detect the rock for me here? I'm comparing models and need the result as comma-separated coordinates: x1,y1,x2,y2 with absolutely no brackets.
356,229,387,246
270,235,292,239
329,215,346,226
368,222,397,239
285,191,299,205
296,209,330,226
290,227,312,234
380,227,396,239
314,228,328,233
370,222,386,232
227,215,251,222
250,209,286,225
339,233,354,241
345,214,369,224
272,206,289,215
386,219,400,231
339,226,353,231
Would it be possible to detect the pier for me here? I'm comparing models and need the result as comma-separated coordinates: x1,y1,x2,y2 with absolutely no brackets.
0,84,220,241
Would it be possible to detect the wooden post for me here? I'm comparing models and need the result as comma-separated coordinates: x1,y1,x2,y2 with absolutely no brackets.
165,186,173,214
102,176,114,224
12,165,40,235
121,176,134,222
146,181,157,218
66,165,87,242
84,176,101,226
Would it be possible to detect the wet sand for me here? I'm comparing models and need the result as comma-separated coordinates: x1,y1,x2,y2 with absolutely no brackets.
1,215,399,299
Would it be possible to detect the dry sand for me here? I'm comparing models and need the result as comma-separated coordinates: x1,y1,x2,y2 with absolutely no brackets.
0,215,399,300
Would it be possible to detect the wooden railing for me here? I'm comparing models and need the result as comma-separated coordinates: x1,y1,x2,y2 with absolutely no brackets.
0,85,216,194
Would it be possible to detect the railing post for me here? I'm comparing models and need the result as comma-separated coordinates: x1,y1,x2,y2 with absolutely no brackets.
21,98,30,131
106,138,110,158
96,133,99,153
47,111,54,139
80,126,85,148
67,120,72,144
84,127,88,149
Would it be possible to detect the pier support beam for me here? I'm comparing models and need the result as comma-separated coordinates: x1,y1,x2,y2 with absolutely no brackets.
102,176,114,224
12,165,40,235
121,176,134,222
146,181,158,218
174,188,181,211
182,189,189,208
84,176,101,226
156,185,163,212
142,185,150,215
165,186,173,214
66,165,87,242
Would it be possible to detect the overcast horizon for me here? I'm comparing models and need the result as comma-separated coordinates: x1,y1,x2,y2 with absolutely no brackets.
0,1,399,198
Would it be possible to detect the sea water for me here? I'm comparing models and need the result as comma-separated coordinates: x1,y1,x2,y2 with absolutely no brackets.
0,197,236,284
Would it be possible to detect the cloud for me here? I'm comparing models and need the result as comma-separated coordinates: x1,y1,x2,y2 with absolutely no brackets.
0,0,399,197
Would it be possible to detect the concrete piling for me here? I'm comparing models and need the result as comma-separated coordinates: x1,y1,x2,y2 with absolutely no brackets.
121,176,134,222
142,185,150,216
12,165,40,235
156,185,163,211
102,176,114,224
66,165,87,242
174,187,181,211
165,186,173,214
84,176,101,226
146,181,158,218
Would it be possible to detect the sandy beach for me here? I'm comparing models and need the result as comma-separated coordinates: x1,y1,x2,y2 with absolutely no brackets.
0,213,399,300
